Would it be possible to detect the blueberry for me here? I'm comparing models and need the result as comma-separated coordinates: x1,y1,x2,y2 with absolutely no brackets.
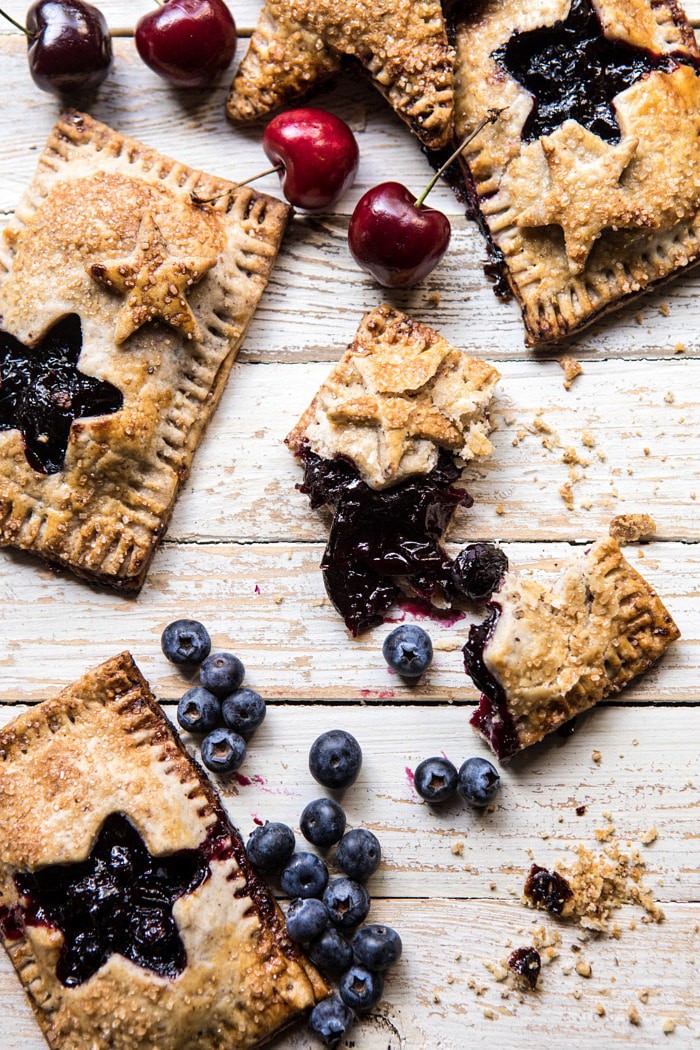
280,852,329,899
307,926,353,978
176,687,221,734
300,798,346,848
200,652,245,698
247,822,295,873
382,625,433,678
221,688,266,736
309,730,362,790
323,877,370,929
414,756,458,803
451,542,508,602
286,897,329,944
308,996,354,1048
335,829,381,881
200,728,246,775
458,756,501,808
338,964,384,1013
161,619,211,665
353,924,402,971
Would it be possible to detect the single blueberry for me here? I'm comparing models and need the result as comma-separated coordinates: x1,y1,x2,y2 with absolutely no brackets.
247,822,295,873
338,964,384,1013
458,756,501,808
161,619,211,665
323,877,370,929
200,728,246,775
309,730,362,790
307,926,353,978
382,625,433,678
308,996,354,1048
221,688,266,736
300,798,346,848
353,924,402,971
200,652,245,698
286,897,329,944
450,542,508,602
335,828,381,881
176,687,221,734
414,756,459,803
280,852,329,899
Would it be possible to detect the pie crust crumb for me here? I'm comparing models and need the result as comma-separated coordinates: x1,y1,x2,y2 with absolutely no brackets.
610,513,657,543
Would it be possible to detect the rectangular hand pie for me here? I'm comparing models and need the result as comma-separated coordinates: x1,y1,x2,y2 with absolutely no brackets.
452,0,700,345
286,304,500,634
464,537,680,758
0,111,289,591
0,653,328,1050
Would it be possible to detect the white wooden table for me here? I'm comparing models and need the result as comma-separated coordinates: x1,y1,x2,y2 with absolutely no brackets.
0,3,699,1046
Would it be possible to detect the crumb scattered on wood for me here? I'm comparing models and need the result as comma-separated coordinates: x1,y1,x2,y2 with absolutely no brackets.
609,513,656,544
592,750,602,764
641,827,658,845
662,1018,676,1034
628,1005,641,1026
451,841,464,856
575,959,592,978
559,355,583,390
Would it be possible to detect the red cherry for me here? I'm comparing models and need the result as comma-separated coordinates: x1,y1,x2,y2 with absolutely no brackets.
262,108,359,210
135,0,236,89
348,182,450,288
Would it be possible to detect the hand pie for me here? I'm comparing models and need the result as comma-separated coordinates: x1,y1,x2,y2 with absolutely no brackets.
0,653,329,1050
286,304,500,633
464,537,680,759
452,0,700,344
0,111,289,591
227,0,454,148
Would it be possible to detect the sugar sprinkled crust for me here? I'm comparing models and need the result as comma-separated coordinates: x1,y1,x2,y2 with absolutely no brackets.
286,304,500,489
0,653,329,1050
0,111,289,592
227,0,455,148
452,0,700,345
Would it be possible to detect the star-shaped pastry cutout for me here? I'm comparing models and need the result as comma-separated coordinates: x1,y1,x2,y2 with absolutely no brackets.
517,123,658,273
227,0,454,148
90,211,217,344
14,813,209,988
0,314,123,474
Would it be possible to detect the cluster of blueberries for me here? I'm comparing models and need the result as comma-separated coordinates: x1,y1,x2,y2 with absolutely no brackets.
246,728,401,1048
161,619,266,775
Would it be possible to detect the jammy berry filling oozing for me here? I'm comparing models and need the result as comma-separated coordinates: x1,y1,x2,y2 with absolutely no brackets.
463,605,519,761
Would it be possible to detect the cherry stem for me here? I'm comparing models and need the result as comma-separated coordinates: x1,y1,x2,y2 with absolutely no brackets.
414,108,506,209
237,164,283,187
0,6,28,34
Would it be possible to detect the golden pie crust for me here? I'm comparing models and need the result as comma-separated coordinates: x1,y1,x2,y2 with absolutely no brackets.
0,653,329,1050
452,0,700,345
0,112,289,591
227,0,455,148
286,304,500,489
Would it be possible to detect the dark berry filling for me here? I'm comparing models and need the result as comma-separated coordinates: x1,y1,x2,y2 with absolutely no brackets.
463,605,520,760
0,314,123,475
300,448,475,635
524,863,573,915
507,946,541,989
495,0,678,143
0,813,234,987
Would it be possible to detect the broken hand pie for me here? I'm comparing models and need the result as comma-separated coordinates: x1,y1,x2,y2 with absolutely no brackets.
0,653,329,1050
286,305,500,634
0,112,288,591
227,0,454,149
452,0,700,344
464,538,680,759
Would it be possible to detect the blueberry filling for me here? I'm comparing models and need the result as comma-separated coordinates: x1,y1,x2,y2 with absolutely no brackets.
0,813,235,987
463,604,520,760
299,448,474,635
524,863,573,915
0,314,123,474
507,946,541,989
495,0,679,144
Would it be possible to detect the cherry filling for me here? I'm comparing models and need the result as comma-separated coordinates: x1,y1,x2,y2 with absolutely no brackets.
0,813,234,987
495,0,678,143
463,605,520,760
0,314,123,474
300,448,474,635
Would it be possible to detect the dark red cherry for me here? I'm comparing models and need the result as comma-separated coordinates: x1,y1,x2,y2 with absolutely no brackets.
262,108,359,210
135,0,237,89
22,0,112,95
348,182,451,288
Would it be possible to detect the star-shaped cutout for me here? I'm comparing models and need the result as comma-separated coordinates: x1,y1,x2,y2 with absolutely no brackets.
14,813,210,988
517,122,658,273
496,0,673,143
90,211,217,345
0,314,123,475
